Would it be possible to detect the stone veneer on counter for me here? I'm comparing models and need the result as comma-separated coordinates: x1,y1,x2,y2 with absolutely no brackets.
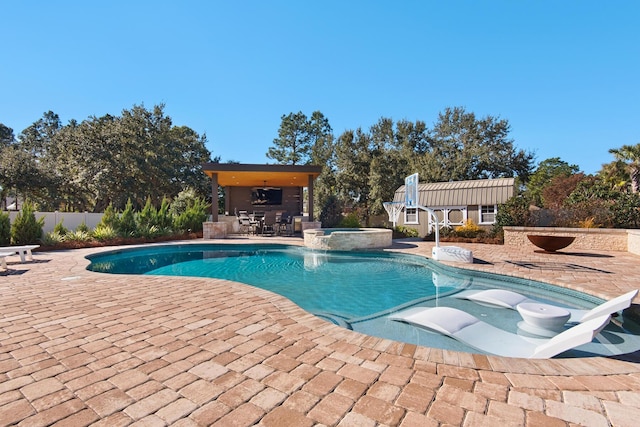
202,222,228,239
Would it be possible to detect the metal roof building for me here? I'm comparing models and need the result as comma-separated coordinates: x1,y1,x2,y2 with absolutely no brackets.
393,177,516,207
391,178,517,235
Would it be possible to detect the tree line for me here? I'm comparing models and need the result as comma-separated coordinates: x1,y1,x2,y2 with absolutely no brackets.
496,156,640,230
0,104,213,213
2,104,638,230
268,108,639,229
268,107,536,226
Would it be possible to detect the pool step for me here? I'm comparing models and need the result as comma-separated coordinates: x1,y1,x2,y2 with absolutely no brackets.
432,246,473,263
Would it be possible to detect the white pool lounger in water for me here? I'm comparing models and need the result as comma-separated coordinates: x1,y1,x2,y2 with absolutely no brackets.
453,289,638,323
389,306,611,359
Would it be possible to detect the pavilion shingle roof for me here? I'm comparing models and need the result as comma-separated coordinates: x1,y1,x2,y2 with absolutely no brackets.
393,177,516,207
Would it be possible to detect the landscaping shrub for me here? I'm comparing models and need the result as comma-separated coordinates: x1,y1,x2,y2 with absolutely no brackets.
155,197,173,230
136,197,172,237
118,199,138,237
173,197,209,233
453,219,485,238
41,231,66,246
495,195,533,228
393,226,419,238
11,201,44,245
437,226,454,238
319,195,343,228
76,222,90,233
92,225,117,241
608,192,640,229
170,188,199,218
425,224,502,244
487,223,504,240
138,224,162,239
137,197,157,230
64,230,92,242
577,217,599,228
98,203,120,230
338,212,361,228
53,220,68,235
0,211,10,245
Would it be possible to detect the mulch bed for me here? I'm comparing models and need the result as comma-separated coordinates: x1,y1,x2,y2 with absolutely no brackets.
35,232,203,252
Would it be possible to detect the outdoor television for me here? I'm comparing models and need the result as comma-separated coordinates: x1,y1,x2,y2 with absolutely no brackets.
251,187,283,206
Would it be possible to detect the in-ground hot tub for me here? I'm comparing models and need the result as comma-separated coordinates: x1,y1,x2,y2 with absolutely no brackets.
303,228,393,250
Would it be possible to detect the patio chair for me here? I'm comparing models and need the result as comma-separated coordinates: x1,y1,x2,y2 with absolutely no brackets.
238,216,252,235
278,212,293,236
389,306,610,359
261,211,277,236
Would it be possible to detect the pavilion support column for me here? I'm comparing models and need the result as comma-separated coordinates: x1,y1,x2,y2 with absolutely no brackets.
203,172,227,239
224,187,230,215
210,173,218,222
307,174,314,222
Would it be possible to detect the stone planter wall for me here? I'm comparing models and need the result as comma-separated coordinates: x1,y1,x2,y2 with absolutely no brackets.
504,227,629,252
203,222,228,239
629,230,640,256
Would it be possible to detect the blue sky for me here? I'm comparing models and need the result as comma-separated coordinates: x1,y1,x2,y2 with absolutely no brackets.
1,1,638,175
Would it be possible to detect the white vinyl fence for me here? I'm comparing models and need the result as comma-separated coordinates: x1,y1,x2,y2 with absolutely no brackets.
5,211,104,234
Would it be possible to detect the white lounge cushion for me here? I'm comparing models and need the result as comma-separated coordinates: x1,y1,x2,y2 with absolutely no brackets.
455,289,531,308
454,289,638,323
389,306,610,359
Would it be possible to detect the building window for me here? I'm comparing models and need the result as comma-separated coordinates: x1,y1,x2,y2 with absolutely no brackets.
405,208,418,224
480,205,497,224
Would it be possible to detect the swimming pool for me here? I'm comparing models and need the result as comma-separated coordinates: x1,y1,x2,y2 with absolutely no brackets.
86,243,640,357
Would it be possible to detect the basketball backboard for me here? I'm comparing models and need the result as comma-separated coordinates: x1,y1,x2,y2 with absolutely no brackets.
404,173,419,208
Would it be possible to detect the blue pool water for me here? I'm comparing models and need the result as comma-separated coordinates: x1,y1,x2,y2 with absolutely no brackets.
86,243,640,357
88,244,459,317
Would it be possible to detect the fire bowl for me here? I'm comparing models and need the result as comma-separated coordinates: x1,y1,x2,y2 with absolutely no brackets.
527,235,575,253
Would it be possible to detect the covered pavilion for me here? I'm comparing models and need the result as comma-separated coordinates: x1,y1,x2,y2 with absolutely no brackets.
201,163,323,223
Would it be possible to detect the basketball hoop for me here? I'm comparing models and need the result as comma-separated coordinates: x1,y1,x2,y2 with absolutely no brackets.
383,201,405,228
404,173,419,208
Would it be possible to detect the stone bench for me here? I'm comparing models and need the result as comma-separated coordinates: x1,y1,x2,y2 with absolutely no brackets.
0,251,14,269
0,245,39,263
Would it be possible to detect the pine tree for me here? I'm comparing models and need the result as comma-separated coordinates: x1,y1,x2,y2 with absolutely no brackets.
10,201,44,245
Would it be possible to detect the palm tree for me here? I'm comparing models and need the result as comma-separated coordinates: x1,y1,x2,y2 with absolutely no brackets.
599,160,629,190
608,143,640,193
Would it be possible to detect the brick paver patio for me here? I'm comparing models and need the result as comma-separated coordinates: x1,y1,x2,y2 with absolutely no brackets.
1,237,639,426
